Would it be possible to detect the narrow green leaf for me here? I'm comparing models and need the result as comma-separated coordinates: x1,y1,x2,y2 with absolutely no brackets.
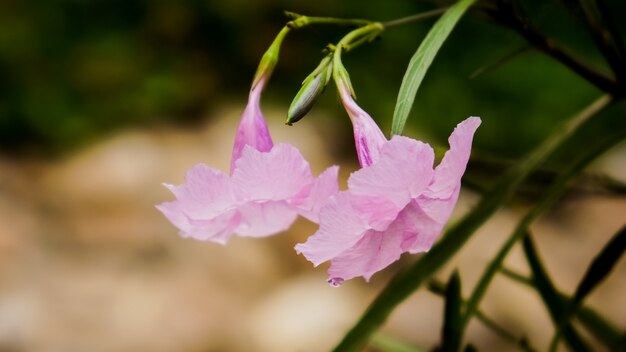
428,279,537,352
469,46,531,79
574,302,625,349
578,0,626,84
573,224,626,305
442,271,463,352
369,334,424,352
550,224,626,350
390,0,476,136
501,267,624,349
522,235,591,352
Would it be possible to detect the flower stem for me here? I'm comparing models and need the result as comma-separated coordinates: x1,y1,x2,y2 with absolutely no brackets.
382,7,450,28
285,12,372,28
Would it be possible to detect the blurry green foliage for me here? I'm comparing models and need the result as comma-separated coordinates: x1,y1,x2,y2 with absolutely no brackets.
0,0,624,158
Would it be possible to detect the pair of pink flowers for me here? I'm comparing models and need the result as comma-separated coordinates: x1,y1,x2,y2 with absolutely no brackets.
158,70,480,286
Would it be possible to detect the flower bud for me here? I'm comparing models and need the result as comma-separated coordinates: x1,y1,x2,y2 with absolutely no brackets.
286,56,332,125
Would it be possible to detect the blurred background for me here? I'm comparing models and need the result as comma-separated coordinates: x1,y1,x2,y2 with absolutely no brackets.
0,0,625,351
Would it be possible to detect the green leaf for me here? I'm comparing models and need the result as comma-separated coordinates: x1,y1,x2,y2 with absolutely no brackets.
574,302,625,349
390,0,476,136
442,271,463,352
573,225,626,305
522,235,591,352
500,267,623,349
550,224,626,350
369,334,425,352
428,279,537,352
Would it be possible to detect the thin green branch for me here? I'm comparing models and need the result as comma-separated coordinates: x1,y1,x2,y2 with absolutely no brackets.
428,280,536,352
469,45,531,79
369,334,425,352
549,224,626,351
577,0,626,87
485,0,620,95
523,234,591,351
500,267,533,286
466,151,626,197
382,7,450,28
500,267,624,349
285,12,372,28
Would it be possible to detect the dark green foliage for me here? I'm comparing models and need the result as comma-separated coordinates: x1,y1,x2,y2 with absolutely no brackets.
441,271,463,352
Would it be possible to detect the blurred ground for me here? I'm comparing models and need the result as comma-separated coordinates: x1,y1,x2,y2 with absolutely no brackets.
0,104,624,352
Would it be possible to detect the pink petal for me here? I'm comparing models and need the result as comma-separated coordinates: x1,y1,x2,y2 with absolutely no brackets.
348,194,404,231
232,143,314,202
407,186,461,253
339,86,387,167
297,165,340,223
348,136,435,210
425,116,481,199
295,192,370,266
231,78,274,173
235,201,299,237
327,204,421,282
165,164,239,219
155,201,240,244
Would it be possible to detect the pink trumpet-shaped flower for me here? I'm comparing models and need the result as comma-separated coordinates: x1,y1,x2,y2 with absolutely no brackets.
157,74,339,244
296,88,480,285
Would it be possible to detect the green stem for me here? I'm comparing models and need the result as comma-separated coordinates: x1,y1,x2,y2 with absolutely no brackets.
485,0,620,94
577,0,626,88
460,97,624,341
501,267,624,349
332,94,612,352
287,7,448,30
369,334,425,352
500,267,532,286
286,12,372,28
549,224,626,351
523,234,591,352
332,22,384,95
382,7,449,28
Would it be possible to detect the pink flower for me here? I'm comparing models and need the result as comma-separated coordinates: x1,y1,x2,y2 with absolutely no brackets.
295,89,480,285
157,75,339,244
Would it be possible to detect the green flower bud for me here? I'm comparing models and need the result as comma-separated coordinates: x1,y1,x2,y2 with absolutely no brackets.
286,55,333,125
